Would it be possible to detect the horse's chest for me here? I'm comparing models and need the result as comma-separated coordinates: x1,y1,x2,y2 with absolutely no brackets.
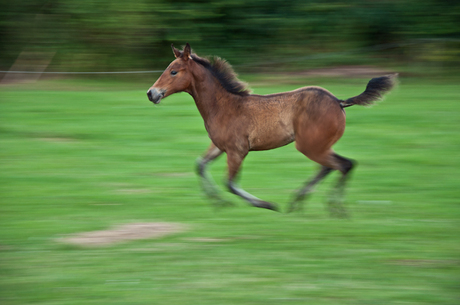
205,120,246,151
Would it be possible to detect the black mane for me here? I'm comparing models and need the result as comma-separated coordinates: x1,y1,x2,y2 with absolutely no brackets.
191,54,251,96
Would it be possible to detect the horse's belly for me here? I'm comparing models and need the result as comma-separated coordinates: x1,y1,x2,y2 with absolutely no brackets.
249,127,295,151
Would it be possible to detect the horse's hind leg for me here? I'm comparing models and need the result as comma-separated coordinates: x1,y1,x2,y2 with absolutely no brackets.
288,165,334,213
327,153,355,217
196,142,230,206
226,150,279,211
294,147,355,217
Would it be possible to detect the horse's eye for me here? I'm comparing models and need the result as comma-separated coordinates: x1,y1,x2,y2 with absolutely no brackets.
171,70,178,76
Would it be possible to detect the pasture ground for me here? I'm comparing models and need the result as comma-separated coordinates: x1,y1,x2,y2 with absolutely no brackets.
1,75,459,304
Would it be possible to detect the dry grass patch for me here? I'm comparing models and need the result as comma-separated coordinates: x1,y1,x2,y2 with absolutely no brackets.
58,222,186,247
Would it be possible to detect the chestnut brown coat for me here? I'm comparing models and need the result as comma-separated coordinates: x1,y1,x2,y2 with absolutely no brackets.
147,43,397,214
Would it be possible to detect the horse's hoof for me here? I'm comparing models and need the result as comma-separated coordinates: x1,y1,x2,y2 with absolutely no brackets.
286,202,299,213
328,206,350,218
336,209,350,219
288,198,307,213
256,201,279,212
212,198,234,208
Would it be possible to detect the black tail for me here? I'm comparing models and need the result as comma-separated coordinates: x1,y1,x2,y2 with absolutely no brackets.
340,74,398,108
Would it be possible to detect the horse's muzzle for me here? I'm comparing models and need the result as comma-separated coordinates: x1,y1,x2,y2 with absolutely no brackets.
147,88,165,104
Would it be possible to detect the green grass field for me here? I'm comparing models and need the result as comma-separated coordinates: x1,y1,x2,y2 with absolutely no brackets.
1,76,459,304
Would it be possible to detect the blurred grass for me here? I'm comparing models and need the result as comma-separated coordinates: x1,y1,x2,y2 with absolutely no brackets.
1,76,459,304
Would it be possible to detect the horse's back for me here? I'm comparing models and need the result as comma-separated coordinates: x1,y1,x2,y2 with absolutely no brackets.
243,86,344,152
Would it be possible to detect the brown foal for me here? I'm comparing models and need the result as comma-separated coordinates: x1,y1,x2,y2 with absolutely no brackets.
147,43,397,215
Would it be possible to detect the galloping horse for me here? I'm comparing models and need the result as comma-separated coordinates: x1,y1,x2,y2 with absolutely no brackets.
147,43,396,215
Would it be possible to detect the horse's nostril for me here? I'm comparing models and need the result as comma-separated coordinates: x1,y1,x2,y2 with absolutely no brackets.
147,88,163,104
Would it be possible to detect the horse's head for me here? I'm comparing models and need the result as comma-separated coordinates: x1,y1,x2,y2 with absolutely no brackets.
147,43,194,104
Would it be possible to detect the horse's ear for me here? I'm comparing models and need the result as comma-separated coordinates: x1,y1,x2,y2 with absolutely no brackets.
171,44,181,58
183,43,192,60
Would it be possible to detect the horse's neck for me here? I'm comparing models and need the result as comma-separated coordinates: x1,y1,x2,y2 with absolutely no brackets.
188,73,238,122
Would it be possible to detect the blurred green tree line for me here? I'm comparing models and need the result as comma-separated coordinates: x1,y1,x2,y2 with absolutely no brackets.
1,0,459,71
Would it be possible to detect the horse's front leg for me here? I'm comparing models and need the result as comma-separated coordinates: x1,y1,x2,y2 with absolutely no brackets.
196,142,230,205
226,150,279,212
